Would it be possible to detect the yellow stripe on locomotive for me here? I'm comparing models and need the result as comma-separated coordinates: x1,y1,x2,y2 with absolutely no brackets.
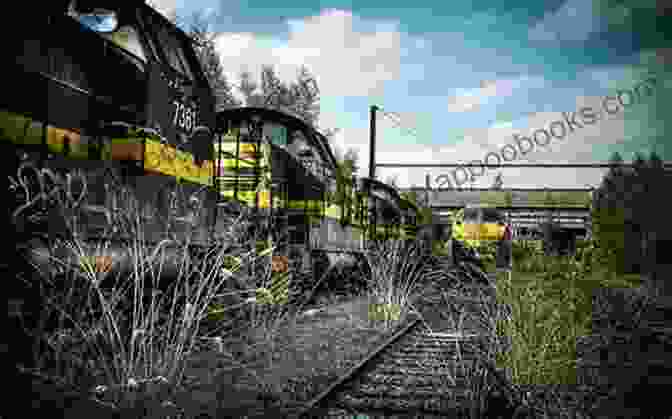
0,108,422,245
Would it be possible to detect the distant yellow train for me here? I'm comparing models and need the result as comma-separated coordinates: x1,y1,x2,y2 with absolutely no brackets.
451,204,507,247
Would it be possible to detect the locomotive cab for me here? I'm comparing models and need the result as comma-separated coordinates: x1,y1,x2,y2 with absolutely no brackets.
462,204,507,243
8,1,215,164
6,1,217,276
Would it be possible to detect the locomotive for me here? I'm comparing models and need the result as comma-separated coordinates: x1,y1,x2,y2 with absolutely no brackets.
455,204,508,245
213,106,422,272
4,1,422,281
5,0,218,276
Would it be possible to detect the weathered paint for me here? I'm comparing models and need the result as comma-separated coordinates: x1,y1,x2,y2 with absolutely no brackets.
145,138,214,185
4,110,423,257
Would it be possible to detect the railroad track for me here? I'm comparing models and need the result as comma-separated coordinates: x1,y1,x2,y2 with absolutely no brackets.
288,264,530,419
297,313,514,418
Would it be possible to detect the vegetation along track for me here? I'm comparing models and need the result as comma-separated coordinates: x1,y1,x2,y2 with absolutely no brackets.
298,313,512,418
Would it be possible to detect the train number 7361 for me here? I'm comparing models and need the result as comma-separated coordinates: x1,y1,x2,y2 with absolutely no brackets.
172,100,197,134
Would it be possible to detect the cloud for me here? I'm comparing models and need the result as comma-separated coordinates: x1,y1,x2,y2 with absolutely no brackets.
391,67,665,189
323,69,637,189
208,9,429,187
528,0,601,42
213,9,402,99
316,107,443,188
426,80,655,189
321,92,633,189
446,76,545,113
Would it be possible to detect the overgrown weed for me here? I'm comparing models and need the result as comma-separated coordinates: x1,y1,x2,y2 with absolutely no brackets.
362,240,431,330
9,160,280,414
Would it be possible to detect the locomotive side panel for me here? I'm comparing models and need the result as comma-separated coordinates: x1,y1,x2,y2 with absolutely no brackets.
7,2,218,278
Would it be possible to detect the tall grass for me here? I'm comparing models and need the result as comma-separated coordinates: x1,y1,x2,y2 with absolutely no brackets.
433,238,652,417
10,161,278,413
491,243,644,387
362,240,431,329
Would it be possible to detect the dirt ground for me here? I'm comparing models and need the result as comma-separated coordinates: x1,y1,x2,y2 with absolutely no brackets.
173,295,417,418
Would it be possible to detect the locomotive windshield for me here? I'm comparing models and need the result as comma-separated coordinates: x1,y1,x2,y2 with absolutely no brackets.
70,8,118,32
67,1,119,33
143,10,196,81
67,2,150,66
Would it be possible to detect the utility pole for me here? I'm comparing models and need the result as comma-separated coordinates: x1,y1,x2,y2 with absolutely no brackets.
368,105,378,180
366,105,378,245
425,173,431,208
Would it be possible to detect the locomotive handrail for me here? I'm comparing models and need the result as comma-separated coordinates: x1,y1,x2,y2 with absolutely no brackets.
215,107,338,172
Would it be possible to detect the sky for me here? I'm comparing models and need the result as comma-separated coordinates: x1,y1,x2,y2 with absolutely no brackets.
149,0,671,190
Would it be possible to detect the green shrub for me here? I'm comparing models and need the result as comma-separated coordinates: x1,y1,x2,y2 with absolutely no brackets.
495,246,643,386
591,206,627,275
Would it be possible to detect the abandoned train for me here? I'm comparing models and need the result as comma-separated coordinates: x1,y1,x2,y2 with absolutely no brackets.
4,0,432,282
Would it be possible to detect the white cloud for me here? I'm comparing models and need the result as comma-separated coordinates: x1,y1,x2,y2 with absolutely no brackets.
202,7,662,190
213,9,402,99
321,84,629,189
317,109,443,188
447,94,481,113
420,64,671,189
447,76,545,113
322,96,627,189
210,9,414,182
426,88,639,189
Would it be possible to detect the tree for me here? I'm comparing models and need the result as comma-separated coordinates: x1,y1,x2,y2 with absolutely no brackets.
290,66,321,126
318,126,361,227
589,150,672,276
179,10,241,110
235,65,321,127
170,7,339,152
238,70,260,106
328,147,359,226
591,152,628,272
600,151,627,210
593,0,671,61
639,151,670,294
343,149,359,174
323,128,359,174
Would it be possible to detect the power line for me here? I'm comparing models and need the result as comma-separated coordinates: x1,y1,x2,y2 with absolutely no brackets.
384,111,421,139
377,107,421,139
382,114,414,137
385,110,418,132
377,163,672,168
387,110,424,139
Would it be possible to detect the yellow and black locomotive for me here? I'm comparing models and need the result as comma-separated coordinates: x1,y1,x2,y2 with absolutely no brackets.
3,1,424,280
